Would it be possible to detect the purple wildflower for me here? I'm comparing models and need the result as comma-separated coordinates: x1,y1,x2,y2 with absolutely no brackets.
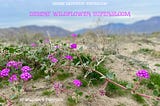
17,62,23,68
73,79,82,87
6,60,16,67
99,89,106,96
54,45,59,49
31,43,37,47
20,72,32,81
136,69,150,79
65,55,73,60
9,74,18,82
51,57,58,63
71,33,77,37
44,38,50,43
21,66,32,73
53,82,63,95
53,82,63,90
48,54,58,63
0,68,10,77
6,61,22,69
48,54,54,60
70,43,77,49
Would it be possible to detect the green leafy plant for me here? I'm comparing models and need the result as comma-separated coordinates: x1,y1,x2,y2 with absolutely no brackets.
42,90,54,96
132,94,146,104
105,80,129,97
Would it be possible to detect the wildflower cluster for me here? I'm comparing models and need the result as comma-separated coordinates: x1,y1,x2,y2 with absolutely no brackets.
0,60,32,82
20,66,32,81
6,60,22,69
1,33,160,106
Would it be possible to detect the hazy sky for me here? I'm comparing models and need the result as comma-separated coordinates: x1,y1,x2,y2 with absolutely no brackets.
0,0,160,31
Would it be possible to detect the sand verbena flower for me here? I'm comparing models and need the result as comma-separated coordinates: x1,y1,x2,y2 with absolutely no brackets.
7,60,22,69
21,66,32,73
70,43,77,49
136,69,150,79
20,72,32,81
0,68,10,77
73,79,82,87
9,74,18,82
65,55,73,60
48,54,58,63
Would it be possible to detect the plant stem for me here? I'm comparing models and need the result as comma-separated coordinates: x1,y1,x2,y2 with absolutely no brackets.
106,78,127,90
23,81,27,92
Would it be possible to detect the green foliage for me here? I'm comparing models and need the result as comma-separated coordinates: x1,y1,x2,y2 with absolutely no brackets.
152,100,159,106
85,95,92,102
95,61,109,75
32,68,47,80
72,53,92,66
0,97,5,103
0,80,9,88
116,103,126,106
133,48,160,58
132,94,146,104
42,90,54,96
86,62,108,86
155,64,160,67
31,104,38,106
138,48,154,54
153,89,160,96
126,83,134,90
142,73,160,89
105,72,115,80
142,73,160,97
75,89,83,96
67,97,77,106
57,72,72,81
86,71,105,86
76,60,109,87
10,94,19,100
105,80,129,97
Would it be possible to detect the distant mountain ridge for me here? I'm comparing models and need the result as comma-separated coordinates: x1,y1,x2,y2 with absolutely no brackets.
0,25,72,37
75,16,160,34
